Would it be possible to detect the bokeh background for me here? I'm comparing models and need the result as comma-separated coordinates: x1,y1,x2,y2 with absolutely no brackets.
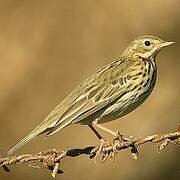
0,0,179,180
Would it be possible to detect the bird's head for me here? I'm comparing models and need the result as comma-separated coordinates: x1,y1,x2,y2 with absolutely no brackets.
122,35,174,60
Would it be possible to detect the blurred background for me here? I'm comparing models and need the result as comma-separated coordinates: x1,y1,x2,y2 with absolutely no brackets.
0,0,179,180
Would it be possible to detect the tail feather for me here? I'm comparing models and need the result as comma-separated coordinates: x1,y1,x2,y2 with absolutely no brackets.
5,118,71,157
5,127,44,157
46,121,70,136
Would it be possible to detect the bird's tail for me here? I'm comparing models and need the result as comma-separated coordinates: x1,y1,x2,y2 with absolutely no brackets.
5,126,45,157
5,113,71,157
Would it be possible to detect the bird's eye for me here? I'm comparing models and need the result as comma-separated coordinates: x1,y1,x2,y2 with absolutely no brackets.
144,40,151,46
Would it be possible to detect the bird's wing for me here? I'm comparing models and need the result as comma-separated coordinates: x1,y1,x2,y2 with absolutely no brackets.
44,58,136,135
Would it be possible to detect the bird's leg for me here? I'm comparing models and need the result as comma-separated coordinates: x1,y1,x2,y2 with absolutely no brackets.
89,120,130,162
88,125,103,140
92,119,118,137
88,125,111,158
88,125,108,151
92,119,129,142
89,120,131,162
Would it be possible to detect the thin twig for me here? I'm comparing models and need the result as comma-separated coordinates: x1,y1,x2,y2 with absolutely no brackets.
0,128,179,178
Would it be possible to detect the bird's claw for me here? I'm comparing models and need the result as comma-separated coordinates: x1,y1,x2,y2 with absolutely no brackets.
113,130,133,142
90,139,112,162
90,138,120,163
90,131,134,162
96,139,110,156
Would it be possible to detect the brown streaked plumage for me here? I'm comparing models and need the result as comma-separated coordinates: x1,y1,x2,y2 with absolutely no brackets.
5,35,174,156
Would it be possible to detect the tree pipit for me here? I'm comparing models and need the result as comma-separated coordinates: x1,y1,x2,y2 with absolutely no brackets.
5,35,174,157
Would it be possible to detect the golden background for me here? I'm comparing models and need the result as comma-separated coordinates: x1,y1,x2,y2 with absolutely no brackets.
0,1,179,180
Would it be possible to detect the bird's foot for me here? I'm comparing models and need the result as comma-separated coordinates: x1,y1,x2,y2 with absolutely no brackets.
112,131,139,159
113,130,133,142
90,137,125,163
90,138,112,162
90,131,136,162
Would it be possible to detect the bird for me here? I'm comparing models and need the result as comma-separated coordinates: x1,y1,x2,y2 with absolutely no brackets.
5,35,174,157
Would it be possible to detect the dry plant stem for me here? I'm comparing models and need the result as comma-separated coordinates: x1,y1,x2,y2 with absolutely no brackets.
0,130,179,178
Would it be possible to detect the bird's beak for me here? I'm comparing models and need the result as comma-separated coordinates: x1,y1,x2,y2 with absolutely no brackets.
158,41,175,48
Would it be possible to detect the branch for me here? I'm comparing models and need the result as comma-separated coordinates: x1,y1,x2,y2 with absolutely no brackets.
1,127,180,178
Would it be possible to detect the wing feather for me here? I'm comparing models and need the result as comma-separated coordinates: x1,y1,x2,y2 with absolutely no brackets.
49,58,133,128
